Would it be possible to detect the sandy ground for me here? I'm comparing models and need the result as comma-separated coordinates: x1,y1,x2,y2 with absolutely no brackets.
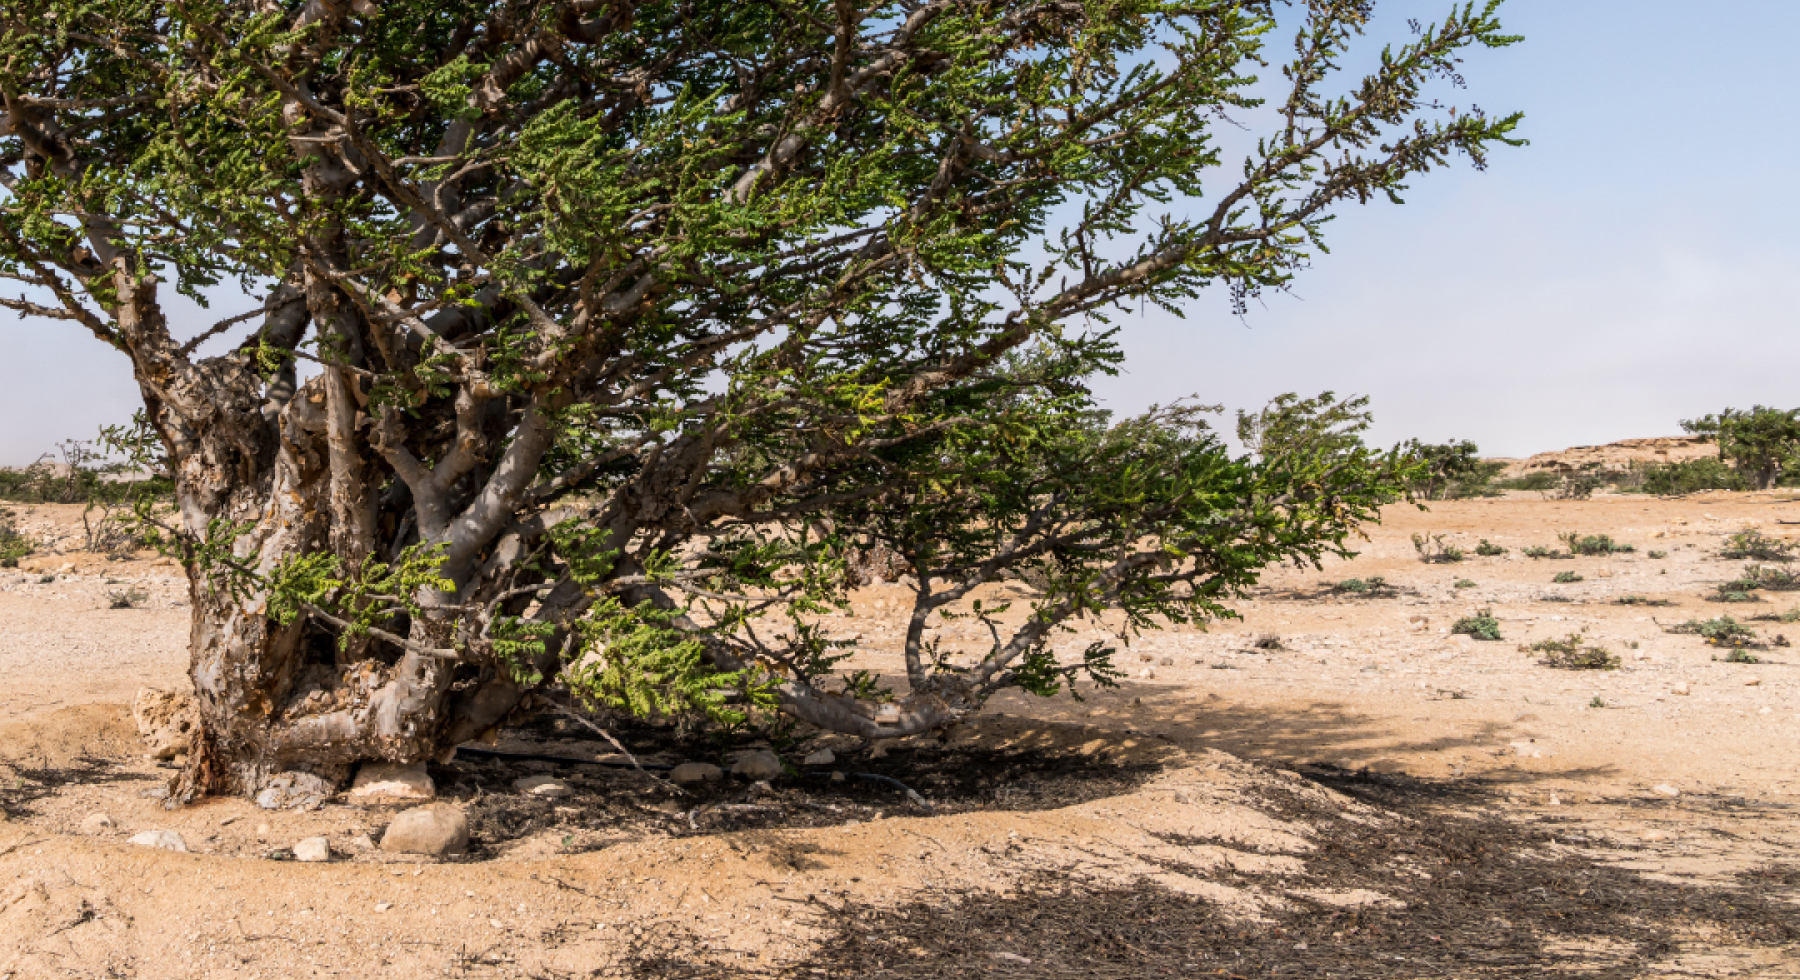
3,494,1800,978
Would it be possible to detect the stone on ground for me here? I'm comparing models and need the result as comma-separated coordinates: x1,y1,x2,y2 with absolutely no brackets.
512,775,572,798
802,748,836,766
79,813,116,835
669,762,723,785
731,749,783,779
380,804,470,856
128,830,188,852
348,761,436,803
293,837,331,862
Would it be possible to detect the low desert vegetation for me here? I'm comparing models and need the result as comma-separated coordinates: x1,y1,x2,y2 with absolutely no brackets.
1524,633,1620,670
1334,577,1394,595
1411,532,1466,564
1454,579,1477,589
1682,406,1800,490
1474,539,1508,556
1721,649,1762,664
1668,616,1760,648
1552,571,1584,584
1624,457,1746,495
105,586,150,610
1401,440,1505,500
1559,532,1633,556
1521,544,1574,560
1614,595,1673,607
0,509,32,567
1720,530,1795,562
1451,610,1503,641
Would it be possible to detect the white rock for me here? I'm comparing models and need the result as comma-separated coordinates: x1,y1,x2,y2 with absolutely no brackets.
669,762,723,785
349,762,436,803
802,748,837,766
1652,784,1682,798
1671,682,1691,696
513,775,573,798
731,749,784,780
128,830,189,852
380,804,470,856
255,771,335,810
1136,668,1156,679
1744,677,1762,687
293,837,331,863
80,813,116,835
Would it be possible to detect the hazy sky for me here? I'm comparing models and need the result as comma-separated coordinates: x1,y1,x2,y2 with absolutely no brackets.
4,0,1797,463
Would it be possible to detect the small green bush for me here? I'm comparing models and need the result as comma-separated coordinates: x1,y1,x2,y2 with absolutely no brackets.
1738,564,1800,591
0,508,32,567
1647,550,1668,559
1721,529,1795,562
1752,607,1800,624
1559,532,1633,556
1335,576,1391,594
1453,579,1477,589
1667,616,1759,647
105,586,148,609
1523,632,1619,670
1614,595,1672,607
1552,571,1584,584
1708,588,1760,604
1723,649,1762,664
1451,609,1502,641
1473,539,1507,557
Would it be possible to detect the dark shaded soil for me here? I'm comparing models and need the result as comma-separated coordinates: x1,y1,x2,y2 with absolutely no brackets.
434,716,1164,855
579,770,1800,980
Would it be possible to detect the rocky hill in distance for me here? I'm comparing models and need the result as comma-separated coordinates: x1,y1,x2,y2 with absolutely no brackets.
1487,435,1717,480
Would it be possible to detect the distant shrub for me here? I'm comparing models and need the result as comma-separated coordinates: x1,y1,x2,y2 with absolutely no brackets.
1627,457,1745,495
1668,616,1759,647
1732,564,1800,591
1411,532,1465,564
1453,578,1477,589
1723,648,1762,664
1403,440,1503,500
1493,472,1559,492
1552,571,1584,584
1555,472,1604,500
1614,595,1672,607
1559,532,1633,556
1647,550,1668,559
1752,607,1800,624
1473,539,1507,556
1451,609,1502,641
1708,588,1760,604
1721,530,1794,562
1521,545,1572,560
1523,632,1618,670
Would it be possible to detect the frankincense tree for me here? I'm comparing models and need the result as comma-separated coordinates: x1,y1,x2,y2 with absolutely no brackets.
0,0,1521,799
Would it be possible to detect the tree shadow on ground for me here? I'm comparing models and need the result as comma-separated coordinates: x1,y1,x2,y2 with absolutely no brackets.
599,775,1800,980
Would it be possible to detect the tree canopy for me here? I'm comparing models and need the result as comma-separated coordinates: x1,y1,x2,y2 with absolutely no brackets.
1682,407,1800,491
0,0,1522,796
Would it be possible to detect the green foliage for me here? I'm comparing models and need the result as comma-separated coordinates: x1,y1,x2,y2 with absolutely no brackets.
1722,648,1762,664
1493,472,1560,492
1335,576,1392,595
1667,616,1759,647
1647,550,1669,559
1411,533,1465,564
1721,530,1795,562
1752,607,1800,624
1453,579,1477,589
0,509,31,567
1559,532,1632,556
1451,609,1502,641
1523,633,1618,670
1521,545,1573,560
1627,458,1745,495
1474,539,1507,557
1554,471,1604,500
0,0,1529,746
1402,440,1501,500
1682,407,1800,490
1551,571,1583,584
1614,595,1672,607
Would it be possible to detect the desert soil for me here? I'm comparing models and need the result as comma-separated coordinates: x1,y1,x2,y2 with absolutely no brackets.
3,491,1799,979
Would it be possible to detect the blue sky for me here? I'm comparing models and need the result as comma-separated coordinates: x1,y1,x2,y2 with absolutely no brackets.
4,0,1798,463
